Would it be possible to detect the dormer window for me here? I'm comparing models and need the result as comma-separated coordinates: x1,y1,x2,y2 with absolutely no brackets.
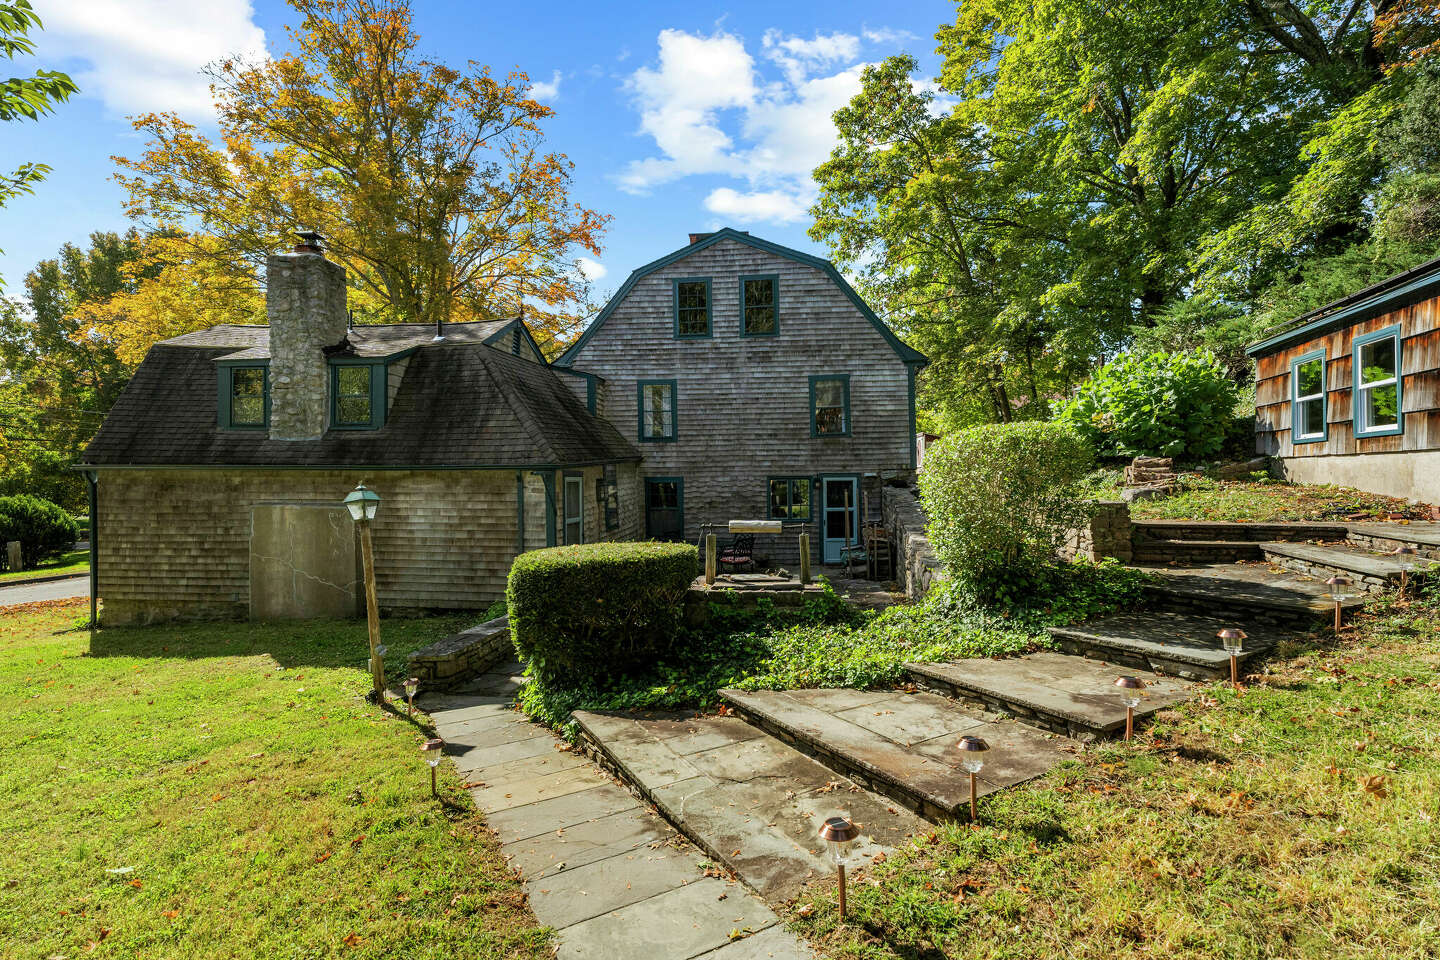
217,363,269,429
330,361,386,429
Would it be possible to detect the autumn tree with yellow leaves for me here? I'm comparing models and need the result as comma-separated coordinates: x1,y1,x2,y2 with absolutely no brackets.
102,0,608,359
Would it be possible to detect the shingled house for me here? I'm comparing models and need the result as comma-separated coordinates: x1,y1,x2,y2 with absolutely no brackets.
1248,256,1440,502
79,239,640,624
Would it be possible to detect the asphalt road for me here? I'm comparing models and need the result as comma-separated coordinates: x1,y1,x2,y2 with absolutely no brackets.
0,575,90,608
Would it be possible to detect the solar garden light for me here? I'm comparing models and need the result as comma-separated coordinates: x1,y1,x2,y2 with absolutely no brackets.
1325,575,1354,633
404,676,420,717
1391,546,1417,597
1115,676,1146,741
421,737,444,797
956,734,990,821
818,815,859,920
344,483,386,703
1218,628,1247,687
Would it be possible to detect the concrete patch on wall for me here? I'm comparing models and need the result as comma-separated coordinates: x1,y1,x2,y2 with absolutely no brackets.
1278,451,1440,504
250,502,360,620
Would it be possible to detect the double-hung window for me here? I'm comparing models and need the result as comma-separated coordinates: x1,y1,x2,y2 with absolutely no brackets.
637,379,677,442
740,275,778,336
674,279,711,338
1290,351,1326,444
1353,325,1403,437
809,375,850,437
768,478,811,520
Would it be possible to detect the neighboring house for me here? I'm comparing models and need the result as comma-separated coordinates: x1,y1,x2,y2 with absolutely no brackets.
1248,255,1440,502
79,239,640,625
555,228,927,564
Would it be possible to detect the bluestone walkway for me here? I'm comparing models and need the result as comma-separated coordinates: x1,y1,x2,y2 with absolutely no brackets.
418,660,817,960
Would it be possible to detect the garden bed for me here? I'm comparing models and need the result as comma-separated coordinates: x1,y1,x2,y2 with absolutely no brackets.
1085,470,1437,523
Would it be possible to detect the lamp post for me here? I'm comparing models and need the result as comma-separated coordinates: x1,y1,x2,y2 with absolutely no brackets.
818,815,859,920
421,737,444,797
1325,575,1354,633
957,734,990,821
344,482,385,703
404,676,420,717
1391,546,1417,597
1218,628,1246,687
1115,676,1146,741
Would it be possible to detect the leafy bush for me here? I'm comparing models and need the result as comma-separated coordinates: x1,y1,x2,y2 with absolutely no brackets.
0,494,80,570
507,541,698,682
919,422,1094,599
1054,350,1239,461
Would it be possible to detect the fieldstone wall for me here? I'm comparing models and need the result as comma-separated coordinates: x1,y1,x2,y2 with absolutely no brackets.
881,485,944,599
267,251,348,441
408,615,512,690
1063,500,1133,563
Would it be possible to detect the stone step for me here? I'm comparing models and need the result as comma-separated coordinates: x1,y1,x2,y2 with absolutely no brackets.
1047,609,1288,681
717,688,1074,823
1345,522,1440,560
1132,520,1349,543
1131,539,1264,564
1140,562,1359,629
571,708,927,902
1259,541,1417,593
905,652,1194,740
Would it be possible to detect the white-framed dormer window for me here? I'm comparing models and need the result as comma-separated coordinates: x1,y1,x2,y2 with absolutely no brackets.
1290,350,1326,444
1353,324,1403,438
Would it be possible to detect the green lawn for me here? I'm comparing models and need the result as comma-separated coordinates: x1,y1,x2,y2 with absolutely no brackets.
787,586,1440,959
0,549,90,583
0,600,550,960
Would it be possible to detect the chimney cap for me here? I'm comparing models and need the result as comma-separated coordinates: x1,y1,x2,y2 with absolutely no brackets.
294,229,326,254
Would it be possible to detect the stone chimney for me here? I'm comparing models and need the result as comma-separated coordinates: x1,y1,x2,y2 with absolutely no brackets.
266,232,347,440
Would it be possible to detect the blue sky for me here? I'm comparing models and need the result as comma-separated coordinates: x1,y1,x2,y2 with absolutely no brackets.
0,0,950,300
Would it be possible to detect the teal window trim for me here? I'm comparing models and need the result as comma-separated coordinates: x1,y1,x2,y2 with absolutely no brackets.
739,274,780,337
767,476,812,521
809,374,851,438
562,471,585,545
328,358,387,430
514,471,525,554
637,378,677,443
216,361,270,430
673,277,712,339
1352,323,1404,438
1289,348,1328,445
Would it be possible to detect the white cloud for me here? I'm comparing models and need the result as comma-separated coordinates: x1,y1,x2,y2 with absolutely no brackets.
530,70,562,101
861,26,918,46
35,0,268,119
577,257,607,281
703,187,808,224
762,30,859,85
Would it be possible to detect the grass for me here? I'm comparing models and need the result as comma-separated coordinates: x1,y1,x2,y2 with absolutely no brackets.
786,585,1440,959
0,548,90,583
0,600,550,960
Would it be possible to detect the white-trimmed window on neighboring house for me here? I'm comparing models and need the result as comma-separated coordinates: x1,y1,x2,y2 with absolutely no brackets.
1291,350,1326,444
1353,324,1403,437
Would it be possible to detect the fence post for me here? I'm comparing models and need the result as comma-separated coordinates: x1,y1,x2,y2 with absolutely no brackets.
798,533,811,585
704,533,717,585
6,541,22,572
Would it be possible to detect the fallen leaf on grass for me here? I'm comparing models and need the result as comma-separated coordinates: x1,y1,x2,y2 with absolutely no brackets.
341,932,362,947
1357,774,1389,799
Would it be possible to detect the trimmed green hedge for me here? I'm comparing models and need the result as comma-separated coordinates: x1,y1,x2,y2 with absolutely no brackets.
507,541,699,680
0,495,80,570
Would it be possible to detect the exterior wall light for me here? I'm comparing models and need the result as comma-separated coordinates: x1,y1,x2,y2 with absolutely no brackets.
1391,546,1417,597
818,815,859,920
1325,575,1354,633
1115,676,1146,741
956,734,990,821
404,676,420,717
421,737,445,797
344,482,385,703
1218,628,1246,687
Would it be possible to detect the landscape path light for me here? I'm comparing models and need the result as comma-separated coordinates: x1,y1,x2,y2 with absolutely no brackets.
956,734,990,821
404,676,420,717
818,815,859,920
1218,628,1247,687
1115,676,1146,741
1325,575,1354,633
1391,546,1417,597
421,737,445,797
344,482,386,703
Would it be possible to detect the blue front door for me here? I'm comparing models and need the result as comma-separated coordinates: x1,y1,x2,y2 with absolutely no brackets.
821,476,860,564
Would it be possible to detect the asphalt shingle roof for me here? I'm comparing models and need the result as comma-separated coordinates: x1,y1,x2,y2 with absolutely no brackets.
80,336,640,469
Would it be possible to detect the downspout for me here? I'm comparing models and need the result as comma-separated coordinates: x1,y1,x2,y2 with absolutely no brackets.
86,470,98,629
515,470,525,554
530,470,557,547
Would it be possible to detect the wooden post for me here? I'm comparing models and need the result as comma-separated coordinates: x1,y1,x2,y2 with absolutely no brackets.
798,533,811,585
358,519,385,702
6,540,21,572
704,533,717,585
837,864,847,920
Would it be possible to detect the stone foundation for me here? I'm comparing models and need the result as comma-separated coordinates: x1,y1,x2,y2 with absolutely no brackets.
881,486,943,599
407,615,513,690
1064,500,1133,563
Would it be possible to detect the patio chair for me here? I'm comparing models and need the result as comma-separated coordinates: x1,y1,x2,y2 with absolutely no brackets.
719,534,756,573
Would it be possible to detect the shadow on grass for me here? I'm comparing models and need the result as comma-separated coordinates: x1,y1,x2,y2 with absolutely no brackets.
853,921,950,960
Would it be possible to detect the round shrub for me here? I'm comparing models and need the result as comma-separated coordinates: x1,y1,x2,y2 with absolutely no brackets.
1053,350,1239,461
0,494,80,570
507,541,699,681
918,422,1094,600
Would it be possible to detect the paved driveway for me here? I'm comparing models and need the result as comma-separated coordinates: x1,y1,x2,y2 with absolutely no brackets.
0,575,90,607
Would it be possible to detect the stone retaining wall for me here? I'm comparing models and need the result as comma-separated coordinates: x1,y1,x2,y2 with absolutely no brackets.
1063,500,1133,564
881,486,944,599
407,615,513,690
